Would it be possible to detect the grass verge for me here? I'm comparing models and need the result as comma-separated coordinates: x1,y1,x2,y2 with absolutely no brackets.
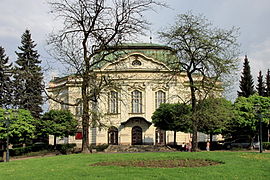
0,151,269,179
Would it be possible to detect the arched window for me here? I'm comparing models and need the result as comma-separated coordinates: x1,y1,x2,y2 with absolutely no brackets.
155,90,166,109
132,90,142,113
108,91,118,114
75,98,83,116
132,60,142,66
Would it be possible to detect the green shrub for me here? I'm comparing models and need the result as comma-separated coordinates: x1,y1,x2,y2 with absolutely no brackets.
56,143,76,154
10,146,32,156
90,144,109,152
263,142,270,150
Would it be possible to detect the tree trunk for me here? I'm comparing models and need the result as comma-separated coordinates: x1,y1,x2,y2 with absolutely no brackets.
173,130,177,146
210,133,213,151
81,73,90,153
187,72,198,152
54,135,57,149
80,33,92,153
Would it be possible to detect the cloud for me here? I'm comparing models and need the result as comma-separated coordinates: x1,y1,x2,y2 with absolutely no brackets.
248,38,270,78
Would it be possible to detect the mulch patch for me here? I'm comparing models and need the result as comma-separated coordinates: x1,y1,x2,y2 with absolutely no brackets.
90,159,221,168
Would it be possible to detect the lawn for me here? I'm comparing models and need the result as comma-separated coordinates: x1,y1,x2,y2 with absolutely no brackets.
0,151,269,180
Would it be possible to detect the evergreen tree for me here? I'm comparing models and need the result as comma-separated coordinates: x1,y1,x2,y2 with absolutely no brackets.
238,56,255,97
265,69,270,97
14,30,43,118
0,46,13,108
256,70,265,96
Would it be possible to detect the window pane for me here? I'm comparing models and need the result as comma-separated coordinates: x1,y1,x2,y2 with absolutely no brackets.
75,99,83,116
155,91,166,109
108,91,118,113
132,90,142,113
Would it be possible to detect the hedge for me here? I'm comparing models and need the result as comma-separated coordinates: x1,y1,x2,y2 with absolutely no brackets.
0,143,77,157
263,142,270,150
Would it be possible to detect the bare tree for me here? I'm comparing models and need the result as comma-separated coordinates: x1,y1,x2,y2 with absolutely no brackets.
47,0,164,153
159,12,240,151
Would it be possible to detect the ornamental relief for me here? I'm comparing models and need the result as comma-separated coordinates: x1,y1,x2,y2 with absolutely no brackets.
127,82,146,91
102,53,169,71
151,84,169,91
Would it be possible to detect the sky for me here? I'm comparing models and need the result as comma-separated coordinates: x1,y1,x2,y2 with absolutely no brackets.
1,0,270,99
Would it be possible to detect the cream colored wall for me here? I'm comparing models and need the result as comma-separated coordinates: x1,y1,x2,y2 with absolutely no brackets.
47,52,220,146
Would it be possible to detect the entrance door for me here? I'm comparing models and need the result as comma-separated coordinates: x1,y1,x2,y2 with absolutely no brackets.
132,126,142,145
108,126,118,145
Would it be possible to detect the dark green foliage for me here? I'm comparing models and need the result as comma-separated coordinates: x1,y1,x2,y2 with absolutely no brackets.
195,98,234,138
0,108,36,144
152,103,192,132
227,95,270,138
56,143,77,154
265,69,270,97
256,71,265,96
152,103,192,146
40,110,78,145
90,144,109,152
13,30,43,119
238,56,255,97
263,142,270,150
0,143,77,157
0,46,13,109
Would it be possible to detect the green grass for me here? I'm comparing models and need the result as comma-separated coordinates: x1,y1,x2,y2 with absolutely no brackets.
0,151,269,180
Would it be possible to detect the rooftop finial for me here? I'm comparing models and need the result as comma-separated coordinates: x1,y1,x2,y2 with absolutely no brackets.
149,30,152,44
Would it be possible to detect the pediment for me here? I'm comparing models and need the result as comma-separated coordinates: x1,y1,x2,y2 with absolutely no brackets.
101,53,170,71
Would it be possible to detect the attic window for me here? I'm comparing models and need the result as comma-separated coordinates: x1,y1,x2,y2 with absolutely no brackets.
132,60,142,66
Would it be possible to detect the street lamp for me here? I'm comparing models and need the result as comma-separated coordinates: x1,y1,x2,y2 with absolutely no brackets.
4,110,10,162
254,104,263,153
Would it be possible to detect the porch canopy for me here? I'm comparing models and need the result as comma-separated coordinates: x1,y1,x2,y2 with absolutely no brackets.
121,117,152,126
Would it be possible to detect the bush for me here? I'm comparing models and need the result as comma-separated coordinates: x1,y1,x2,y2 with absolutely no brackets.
90,144,109,152
8,143,49,156
0,143,77,157
263,142,270,150
55,143,76,154
10,146,32,156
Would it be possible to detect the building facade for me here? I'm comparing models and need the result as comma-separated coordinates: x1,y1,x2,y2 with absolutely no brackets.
47,43,219,147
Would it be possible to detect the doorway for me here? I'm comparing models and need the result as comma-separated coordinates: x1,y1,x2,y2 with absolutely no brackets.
132,126,142,145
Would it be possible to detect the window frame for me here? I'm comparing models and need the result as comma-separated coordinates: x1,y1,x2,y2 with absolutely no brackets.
131,90,142,113
155,90,166,109
75,98,83,116
108,91,119,114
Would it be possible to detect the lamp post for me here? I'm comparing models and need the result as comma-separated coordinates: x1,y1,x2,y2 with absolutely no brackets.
258,112,263,153
4,111,10,162
255,104,263,153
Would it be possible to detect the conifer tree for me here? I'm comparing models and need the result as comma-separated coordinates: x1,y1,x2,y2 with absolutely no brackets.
265,69,270,97
14,30,43,118
0,46,13,108
238,56,255,97
256,70,265,96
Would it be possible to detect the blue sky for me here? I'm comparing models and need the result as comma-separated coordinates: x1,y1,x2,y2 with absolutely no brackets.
1,0,270,99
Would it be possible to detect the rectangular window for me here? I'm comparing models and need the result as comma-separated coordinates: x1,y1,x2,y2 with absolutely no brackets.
132,90,142,113
155,91,166,109
75,99,83,116
108,91,118,114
